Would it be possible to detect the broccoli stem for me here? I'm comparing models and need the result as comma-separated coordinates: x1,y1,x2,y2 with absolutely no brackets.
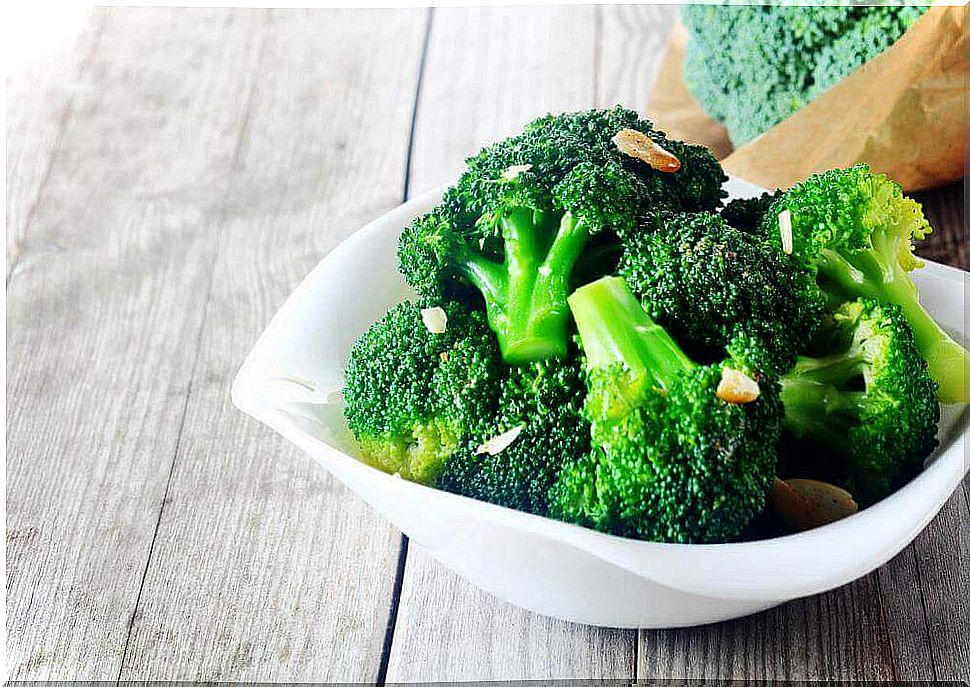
816,234,969,404
780,349,868,448
568,276,694,392
462,207,594,363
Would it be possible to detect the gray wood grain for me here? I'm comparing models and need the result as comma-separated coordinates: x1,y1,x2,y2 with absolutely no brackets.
6,7,268,679
5,11,106,279
383,6,639,682
113,8,429,682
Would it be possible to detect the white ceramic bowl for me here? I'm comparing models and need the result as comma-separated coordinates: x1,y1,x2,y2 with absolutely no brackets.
232,177,969,629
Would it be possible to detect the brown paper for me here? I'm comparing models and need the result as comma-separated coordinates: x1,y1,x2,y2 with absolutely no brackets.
647,6,968,192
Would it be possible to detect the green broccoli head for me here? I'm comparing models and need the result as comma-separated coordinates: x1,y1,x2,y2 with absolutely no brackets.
781,298,940,506
439,355,589,515
720,190,783,234
682,5,928,144
342,300,504,485
761,165,969,403
398,107,726,364
619,209,823,375
550,276,782,543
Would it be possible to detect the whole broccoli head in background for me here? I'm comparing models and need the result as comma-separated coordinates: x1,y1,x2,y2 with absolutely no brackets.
342,300,505,485
682,5,928,145
398,107,726,364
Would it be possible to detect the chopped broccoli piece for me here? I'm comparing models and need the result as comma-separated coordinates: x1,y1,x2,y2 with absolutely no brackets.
619,209,823,375
761,165,969,403
398,107,726,364
682,5,928,144
720,190,783,234
550,276,782,543
439,356,589,515
342,300,504,484
781,298,940,505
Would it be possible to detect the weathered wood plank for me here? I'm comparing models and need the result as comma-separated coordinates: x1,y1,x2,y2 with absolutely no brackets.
383,6,639,681
5,10,106,278
5,8,267,679
116,9,428,681
911,481,970,678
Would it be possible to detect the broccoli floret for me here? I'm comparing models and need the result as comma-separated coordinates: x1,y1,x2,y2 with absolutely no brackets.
761,165,969,403
342,300,504,485
720,190,783,234
682,5,928,144
619,209,822,375
550,276,782,543
780,298,940,505
439,356,589,515
398,107,726,364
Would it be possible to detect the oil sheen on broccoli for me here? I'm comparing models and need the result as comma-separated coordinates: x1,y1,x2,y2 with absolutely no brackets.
781,298,939,506
550,276,782,543
439,356,589,515
342,300,504,485
761,165,969,403
682,5,928,144
398,107,726,364
619,209,822,375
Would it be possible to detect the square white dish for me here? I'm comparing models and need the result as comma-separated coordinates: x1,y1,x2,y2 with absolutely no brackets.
232,177,969,629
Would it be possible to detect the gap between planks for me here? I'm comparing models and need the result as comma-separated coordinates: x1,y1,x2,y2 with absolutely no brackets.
375,8,435,683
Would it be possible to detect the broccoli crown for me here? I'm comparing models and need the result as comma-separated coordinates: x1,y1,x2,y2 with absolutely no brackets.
761,165,969,403
439,355,589,515
398,107,726,364
342,300,504,485
619,209,823,375
720,190,783,234
682,5,928,144
781,298,940,505
550,276,782,543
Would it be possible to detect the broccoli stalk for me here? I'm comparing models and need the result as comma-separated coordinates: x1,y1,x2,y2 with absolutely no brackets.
764,165,970,404
455,204,597,362
814,241,968,404
551,276,781,543
568,275,694,398
779,298,939,505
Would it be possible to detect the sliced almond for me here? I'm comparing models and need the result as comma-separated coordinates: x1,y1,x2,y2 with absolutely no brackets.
501,163,533,181
420,306,448,334
612,129,681,172
769,477,859,532
778,209,793,255
475,424,525,456
716,367,760,404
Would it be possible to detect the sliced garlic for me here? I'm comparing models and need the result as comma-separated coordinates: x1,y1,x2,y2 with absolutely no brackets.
778,209,793,255
769,477,858,532
421,306,448,334
612,129,681,172
716,367,760,404
475,424,525,455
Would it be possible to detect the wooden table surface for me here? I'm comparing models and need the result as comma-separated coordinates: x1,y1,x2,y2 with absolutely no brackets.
7,6,969,681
